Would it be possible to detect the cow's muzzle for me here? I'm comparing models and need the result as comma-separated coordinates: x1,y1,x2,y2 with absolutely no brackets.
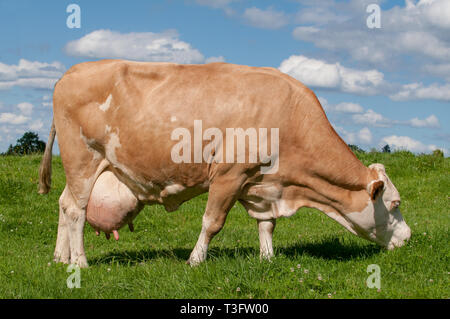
386,223,411,250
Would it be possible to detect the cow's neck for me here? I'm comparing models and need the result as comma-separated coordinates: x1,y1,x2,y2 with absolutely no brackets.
288,109,374,214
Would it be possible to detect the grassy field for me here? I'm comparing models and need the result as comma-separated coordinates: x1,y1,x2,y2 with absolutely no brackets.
0,152,448,299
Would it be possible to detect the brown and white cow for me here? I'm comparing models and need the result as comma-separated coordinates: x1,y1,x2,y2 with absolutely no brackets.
39,60,411,267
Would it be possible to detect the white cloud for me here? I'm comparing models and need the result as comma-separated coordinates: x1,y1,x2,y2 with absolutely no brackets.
323,96,441,130
397,31,450,61
422,63,450,81
242,7,289,29
381,135,447,154
292,0,450,65
277,51,448,101
65,29,206,64
41,95,52,108
279,55,385,95
319,97,363,113
279,55,340,88
0,113,29,125
0,59,65,90
358,127,373,144
17,102,33,116
279,54,448,103
0,126,10,134
334,102,364,113
408,115,440,128
334,125,373,145
205,56,226,63
0,59,64,80
195,0,237,15
29,119,44,131
421,0,450,29
352,109,392,127
390,82,450,102
295,4,349,25
195,0,235,8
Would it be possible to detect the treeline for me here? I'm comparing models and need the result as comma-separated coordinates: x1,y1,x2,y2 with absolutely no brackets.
2,132,45,155
348,144,444,158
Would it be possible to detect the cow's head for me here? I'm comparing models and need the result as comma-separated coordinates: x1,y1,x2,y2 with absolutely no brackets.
331,163,411,249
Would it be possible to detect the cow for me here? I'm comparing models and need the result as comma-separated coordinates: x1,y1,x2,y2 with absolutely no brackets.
38,60,411,267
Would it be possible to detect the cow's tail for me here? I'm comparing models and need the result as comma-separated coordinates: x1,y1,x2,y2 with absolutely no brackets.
38,118,56,194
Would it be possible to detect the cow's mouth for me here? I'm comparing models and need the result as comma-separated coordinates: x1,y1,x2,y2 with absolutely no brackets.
386,225,411,250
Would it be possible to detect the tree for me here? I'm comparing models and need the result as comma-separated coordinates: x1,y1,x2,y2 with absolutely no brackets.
4,132,46,155
432,149,444,158
348,144,365,154
382,144,391,153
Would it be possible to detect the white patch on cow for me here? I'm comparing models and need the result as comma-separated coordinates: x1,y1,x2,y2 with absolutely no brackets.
170,116,177,122
246,209,274,220
99,94,113,112
258,220,275,259
272,199,297,218
188,216,211,265
102,129,152,197
243,198,297,221
242,183,298,220
79,127,102,160
105,125,111,134
343,198,410,249
105,130,122,164
162,183,185,196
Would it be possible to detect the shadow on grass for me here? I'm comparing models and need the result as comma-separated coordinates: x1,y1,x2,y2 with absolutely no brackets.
280,237,382,260
90,237,382,266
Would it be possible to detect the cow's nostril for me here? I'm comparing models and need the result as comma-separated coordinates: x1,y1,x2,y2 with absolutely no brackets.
390,200,401,210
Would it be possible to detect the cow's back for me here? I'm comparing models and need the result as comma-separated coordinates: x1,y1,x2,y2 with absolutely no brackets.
53,60,335,202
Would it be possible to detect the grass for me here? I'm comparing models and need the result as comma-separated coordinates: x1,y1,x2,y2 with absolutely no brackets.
0,152,448,299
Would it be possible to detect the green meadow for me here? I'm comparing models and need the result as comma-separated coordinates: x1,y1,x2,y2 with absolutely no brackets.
0,152,448,298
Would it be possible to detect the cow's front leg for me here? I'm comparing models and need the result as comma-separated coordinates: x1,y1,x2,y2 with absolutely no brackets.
187,212,226,266
187,176,243,266
257,219,276,260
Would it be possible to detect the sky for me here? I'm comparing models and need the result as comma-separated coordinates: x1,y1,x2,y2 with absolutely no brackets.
0,0,449,155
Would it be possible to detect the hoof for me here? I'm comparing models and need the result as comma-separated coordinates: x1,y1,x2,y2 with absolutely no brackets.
72,257,89,268
53,254,70,264
186,257,203,267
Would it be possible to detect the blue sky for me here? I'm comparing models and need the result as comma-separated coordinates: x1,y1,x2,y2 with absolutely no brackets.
0,0,449,155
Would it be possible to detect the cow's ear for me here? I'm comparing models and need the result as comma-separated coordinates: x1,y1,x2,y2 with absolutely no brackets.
367,180,384,201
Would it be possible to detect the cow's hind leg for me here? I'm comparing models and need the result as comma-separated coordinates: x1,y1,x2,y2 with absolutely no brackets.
59,186,90,267
55,138,107,267
257,219,276,260
59,157,107,267
187,176,244,266
53,186,71,264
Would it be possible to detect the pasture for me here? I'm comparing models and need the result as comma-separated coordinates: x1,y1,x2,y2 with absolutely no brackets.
0,152,448,299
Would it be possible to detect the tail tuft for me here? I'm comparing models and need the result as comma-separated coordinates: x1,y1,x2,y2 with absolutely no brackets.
38,119,56,194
